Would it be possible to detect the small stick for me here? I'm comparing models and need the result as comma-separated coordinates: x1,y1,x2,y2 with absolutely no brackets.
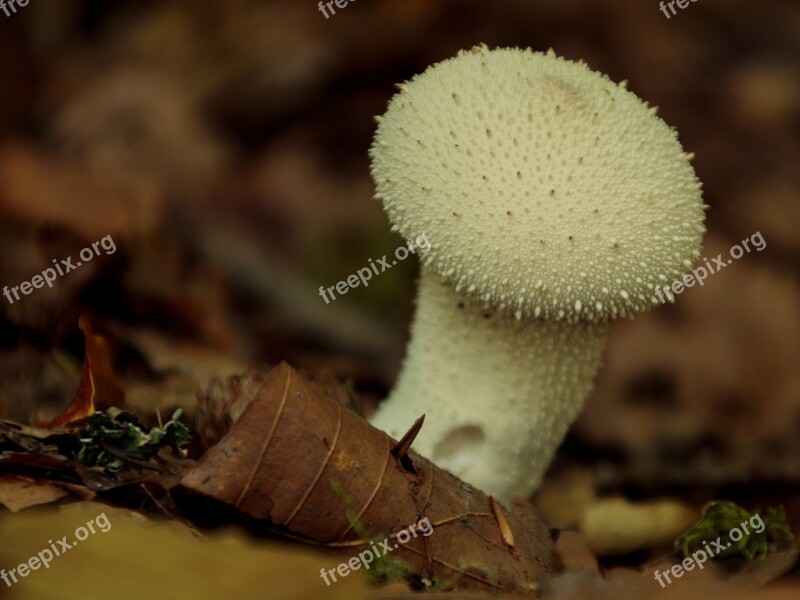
98,440,165,473
491,496,515,549
391,414,425,462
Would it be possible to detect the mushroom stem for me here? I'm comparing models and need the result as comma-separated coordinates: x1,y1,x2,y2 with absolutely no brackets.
371,267,609,502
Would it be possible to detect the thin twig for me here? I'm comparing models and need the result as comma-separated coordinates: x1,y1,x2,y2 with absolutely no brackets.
98,440,165,473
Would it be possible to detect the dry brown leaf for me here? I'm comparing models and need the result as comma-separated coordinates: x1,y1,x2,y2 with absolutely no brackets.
180,362,560,593
0,474,69,512
44,317,124,428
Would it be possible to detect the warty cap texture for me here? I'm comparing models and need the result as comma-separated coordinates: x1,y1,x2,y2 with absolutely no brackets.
370,46,706,322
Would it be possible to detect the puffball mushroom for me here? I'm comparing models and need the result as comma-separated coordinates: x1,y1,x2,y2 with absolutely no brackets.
369,46,706,503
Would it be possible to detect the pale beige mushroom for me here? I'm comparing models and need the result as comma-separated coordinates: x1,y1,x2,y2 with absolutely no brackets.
369,46,706,502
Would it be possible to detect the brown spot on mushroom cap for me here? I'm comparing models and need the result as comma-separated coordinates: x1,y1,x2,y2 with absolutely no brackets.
370,46,705,322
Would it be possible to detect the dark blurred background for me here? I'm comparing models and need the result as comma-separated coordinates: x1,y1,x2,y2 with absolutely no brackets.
0,0,798,527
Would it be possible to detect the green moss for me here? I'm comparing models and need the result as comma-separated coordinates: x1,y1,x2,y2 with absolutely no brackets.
77,408,191,476
370,555,416,585
329,479,370,539
675,500,794,561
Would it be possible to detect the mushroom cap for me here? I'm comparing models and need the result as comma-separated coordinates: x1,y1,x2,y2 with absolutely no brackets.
370,46,706,322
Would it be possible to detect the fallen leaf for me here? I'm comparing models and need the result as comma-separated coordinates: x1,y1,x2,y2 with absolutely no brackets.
180,362,560,593
45,317,125,428
0,474,69,512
